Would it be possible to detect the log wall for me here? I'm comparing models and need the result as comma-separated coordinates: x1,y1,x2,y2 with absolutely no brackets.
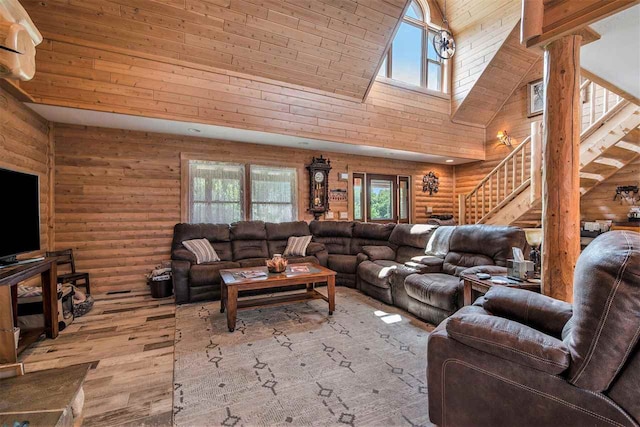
53,125,453,292
0,85,52,258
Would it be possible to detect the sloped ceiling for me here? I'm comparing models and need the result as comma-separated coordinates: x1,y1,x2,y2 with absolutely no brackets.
433,0,523,125
21,0,411,100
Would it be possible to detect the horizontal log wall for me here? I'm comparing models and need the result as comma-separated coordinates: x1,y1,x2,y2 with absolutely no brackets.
54,125,453,292
0,86,51,259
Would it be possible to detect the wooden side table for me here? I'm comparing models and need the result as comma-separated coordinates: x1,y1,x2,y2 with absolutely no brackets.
461,273,541,306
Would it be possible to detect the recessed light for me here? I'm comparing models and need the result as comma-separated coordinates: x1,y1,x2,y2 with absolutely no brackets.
188,128,201,133
445,159,454,163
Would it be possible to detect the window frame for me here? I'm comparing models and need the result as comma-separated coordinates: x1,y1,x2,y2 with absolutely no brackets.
352,172,411,224
181,155,300,224
187,161,246,225
248,164,298,223
377,0,449,96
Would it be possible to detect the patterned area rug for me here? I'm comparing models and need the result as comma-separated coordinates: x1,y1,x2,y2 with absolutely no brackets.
173,287,435,426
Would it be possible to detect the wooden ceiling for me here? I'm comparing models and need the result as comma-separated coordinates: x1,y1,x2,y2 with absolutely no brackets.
21,0,410,100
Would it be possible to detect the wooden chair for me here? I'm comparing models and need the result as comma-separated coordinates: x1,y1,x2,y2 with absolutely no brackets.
46,249,91,295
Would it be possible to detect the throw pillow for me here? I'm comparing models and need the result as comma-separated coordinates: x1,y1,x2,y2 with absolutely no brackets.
182,238,220,264
283,235,313,257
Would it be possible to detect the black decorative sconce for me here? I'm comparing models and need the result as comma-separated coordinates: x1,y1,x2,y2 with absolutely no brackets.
422,172,439,195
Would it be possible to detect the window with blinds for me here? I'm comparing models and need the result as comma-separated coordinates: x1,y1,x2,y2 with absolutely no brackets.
187,161,298,224
250,165,297,223
188,161,244,224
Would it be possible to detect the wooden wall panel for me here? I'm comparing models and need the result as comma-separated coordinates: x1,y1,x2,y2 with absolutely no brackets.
444,0,522,118
581,157,640,222
0,85,51,258
53,125,453,292
451,24,540,127
22,0,410,100
22,39,486,160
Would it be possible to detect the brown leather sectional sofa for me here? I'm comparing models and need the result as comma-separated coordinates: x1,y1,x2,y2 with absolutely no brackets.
427,230,640,426
171,220,529,327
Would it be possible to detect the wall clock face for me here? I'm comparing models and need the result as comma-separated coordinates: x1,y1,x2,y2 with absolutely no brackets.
314,171,325,183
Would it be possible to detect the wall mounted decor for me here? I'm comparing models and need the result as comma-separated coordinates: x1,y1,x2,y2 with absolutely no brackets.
614,185,639,204
329,189,347,202
307,156,332,219
527,79,544,117
422,172,439,195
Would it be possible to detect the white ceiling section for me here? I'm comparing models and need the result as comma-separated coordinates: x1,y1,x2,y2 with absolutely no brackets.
26,104,474,165
581,5,640,100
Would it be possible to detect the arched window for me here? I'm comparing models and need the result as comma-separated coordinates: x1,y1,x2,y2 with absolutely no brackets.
378,0,445,93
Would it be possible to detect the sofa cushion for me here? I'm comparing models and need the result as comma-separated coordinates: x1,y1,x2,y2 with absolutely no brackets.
350,238,395,255
230,221,267,240
171,223,233,261
396,246,426,264
189,261,240,287
328,254,358,274
182,238,220,264
358,260,400,289
389,224,438,249
443,252,495,276
238,258,268,268
362,245,396,261
353,222,395,240
283,235,313,256
448,224,528,267
232,240,269,261
313,236,351,255
266,221,311,240
310,220,354,237
404,273,462,312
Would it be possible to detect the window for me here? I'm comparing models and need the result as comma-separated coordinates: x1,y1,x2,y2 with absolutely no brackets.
352,173,411,223
187,160,297,223
250,165,297,222
378,0,445,92
189,161,244,224
398,177,410,223
353,173,365,221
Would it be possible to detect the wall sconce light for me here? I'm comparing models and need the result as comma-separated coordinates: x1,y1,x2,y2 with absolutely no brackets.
497,130,512,146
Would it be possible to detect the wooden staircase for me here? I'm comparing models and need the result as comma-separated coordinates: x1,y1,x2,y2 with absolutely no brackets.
459,78,640,227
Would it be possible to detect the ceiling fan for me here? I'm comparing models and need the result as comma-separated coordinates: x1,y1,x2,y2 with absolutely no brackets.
432,0,456,60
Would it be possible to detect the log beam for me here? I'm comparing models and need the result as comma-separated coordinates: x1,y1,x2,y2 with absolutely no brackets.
541,34,582,302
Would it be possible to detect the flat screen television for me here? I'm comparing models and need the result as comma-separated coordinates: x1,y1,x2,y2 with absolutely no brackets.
0,167,40,263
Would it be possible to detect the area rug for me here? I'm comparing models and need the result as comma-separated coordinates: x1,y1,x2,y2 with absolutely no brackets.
173,287,435,426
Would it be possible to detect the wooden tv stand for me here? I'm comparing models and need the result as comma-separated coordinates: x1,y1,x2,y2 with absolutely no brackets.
0,258,58,364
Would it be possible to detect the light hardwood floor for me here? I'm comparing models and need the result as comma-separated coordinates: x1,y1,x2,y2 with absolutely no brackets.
19,290,175,427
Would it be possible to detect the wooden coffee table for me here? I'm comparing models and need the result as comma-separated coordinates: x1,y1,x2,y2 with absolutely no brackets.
219,263,336,332
461,273,541,306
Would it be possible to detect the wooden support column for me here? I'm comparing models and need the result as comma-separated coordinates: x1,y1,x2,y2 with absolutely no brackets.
541,34,582,302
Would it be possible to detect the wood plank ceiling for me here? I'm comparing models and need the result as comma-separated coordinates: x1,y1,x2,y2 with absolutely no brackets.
22,0,411,100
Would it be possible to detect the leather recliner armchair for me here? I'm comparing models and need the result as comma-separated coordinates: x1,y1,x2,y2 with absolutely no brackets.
427,230,640,426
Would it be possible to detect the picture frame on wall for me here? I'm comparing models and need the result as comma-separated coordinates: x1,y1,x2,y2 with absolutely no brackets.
527,79,544,117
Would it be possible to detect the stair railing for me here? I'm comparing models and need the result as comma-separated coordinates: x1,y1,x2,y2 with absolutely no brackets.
459,121,543,225
581,78,628,139
458,78,630,225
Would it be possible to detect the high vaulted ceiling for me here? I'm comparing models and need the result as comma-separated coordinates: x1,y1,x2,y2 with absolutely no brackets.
22,0,411,100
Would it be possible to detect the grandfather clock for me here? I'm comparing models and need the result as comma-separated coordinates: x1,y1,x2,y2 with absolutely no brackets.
307,156,332,219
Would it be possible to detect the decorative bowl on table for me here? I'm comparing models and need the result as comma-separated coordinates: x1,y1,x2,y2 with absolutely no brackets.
266,255,288,273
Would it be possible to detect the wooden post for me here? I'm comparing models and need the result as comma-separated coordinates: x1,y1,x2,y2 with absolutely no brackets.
458,194,466,225
541,34,582,302
530,120,543,203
